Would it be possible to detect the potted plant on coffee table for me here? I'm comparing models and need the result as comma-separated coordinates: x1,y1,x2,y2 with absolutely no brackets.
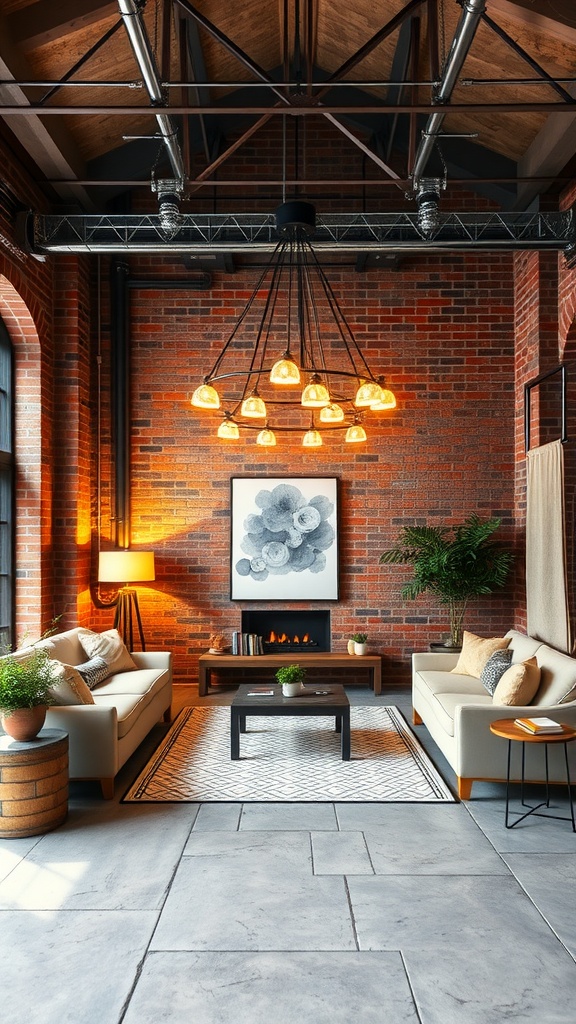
379,514,514,648
275,664,307,697
0,646,55,741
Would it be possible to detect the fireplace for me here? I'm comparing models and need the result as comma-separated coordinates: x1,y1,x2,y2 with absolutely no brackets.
241,610,331,653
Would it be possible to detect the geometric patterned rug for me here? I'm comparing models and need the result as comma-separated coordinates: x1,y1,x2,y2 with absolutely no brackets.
122,705,455,803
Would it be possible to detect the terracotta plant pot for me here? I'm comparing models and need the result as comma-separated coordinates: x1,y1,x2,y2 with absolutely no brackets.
1,706,47,742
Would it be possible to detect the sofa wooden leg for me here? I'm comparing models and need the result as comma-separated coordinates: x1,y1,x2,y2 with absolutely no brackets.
100,778,115,800
412,708,422,725
457,777,473,800
163,705,172,723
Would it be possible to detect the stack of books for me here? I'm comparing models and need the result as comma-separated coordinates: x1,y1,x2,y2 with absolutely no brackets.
514,717,564,735
231,632,264,655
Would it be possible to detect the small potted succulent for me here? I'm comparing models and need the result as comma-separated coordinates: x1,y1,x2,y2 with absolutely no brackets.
275,664,307,697
0,646,55,741
351,632,368,655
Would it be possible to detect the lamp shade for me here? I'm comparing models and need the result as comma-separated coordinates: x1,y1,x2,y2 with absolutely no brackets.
98,550,155,583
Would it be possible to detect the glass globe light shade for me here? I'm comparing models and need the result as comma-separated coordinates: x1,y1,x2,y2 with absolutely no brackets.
355,380,382,407
256,427,277,447
345,422,367,443
320,402,345,423
301,375,330,408
241,391,267,418
269,351,301,385
217,418,240,440
191,382,220,409
371,387,397,411
302,428,323,448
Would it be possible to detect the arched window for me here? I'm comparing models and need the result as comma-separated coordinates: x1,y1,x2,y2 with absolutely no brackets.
0,318,14,648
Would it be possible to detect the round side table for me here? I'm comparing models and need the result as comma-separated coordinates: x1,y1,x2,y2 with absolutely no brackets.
0,729,69,839
489,718,576,831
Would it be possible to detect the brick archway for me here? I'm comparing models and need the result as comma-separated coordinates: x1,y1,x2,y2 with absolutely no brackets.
0,276,44,639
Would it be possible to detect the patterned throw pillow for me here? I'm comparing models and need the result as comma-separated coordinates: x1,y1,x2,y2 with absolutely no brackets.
77,628,137,675
480,649,513,695
75,655,109,690
48,661,95,705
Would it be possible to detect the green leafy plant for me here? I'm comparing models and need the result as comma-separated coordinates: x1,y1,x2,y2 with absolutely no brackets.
379,514,514,647
351,632,368,644
0,647,55,714
275,664,307,686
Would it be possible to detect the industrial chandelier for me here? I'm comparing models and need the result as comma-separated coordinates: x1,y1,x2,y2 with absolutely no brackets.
191,201,396,447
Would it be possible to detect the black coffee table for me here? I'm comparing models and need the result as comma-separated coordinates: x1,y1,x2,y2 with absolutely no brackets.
230,684,351,760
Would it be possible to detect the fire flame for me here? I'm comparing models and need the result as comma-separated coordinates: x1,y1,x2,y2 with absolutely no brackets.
267,631,312,644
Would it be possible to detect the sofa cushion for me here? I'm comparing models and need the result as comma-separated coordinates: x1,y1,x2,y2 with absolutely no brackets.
76,656,109,690
451,631,511,678
431,691,493,735
504,630,542,664
92,667,169,697
415,670,487,697
481,649,513,695
492,657,541,706
77,628,137,678
531,646,576,706
48,661,96,705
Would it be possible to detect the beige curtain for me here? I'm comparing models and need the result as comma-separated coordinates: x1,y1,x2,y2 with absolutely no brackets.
526,439,571,652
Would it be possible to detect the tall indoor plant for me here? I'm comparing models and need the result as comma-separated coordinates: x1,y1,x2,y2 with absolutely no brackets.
379,514,514,647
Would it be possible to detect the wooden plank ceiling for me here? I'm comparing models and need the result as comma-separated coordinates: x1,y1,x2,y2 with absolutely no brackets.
0,0,575,213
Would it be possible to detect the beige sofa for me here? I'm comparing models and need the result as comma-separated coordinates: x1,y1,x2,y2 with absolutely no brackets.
412,630,576,799
1,627,172,798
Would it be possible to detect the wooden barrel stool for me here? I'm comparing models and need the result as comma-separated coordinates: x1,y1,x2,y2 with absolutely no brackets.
0,729,69,838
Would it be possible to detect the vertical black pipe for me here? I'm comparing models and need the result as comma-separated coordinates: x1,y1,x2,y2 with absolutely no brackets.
110,260,130,549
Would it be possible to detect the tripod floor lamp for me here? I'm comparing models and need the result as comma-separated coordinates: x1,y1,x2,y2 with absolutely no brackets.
98,550,155,651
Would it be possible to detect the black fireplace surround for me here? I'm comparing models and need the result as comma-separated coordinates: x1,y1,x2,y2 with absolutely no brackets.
241,610,331,653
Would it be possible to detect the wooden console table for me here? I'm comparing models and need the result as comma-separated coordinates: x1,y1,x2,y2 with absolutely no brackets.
198,652,382,697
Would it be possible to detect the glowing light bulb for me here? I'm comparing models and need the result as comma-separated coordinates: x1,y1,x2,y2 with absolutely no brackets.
355,380,382,407
371,387,397,411
301,375,330,408
241,391,267,418
269,352,300,385
191,383,220,409
217,418,239,440
345,423,367,443
320,403,345,423
256,427,277,447
302,428,323,448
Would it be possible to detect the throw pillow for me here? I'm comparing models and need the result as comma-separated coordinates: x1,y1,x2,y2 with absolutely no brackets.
480,649,513,695
492,657,541,706
77,628,137,676
451,631,511,678
48,661,95,705
75,656,109,690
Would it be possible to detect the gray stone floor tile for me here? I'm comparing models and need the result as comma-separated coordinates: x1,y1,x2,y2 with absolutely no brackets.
192,802,241,830
465,795,576,853
502,853,576,958
311,830,374,874
124,951,419,1024
404,943,576,1024
0,909,158,1024
239,801,338,830
0,836,41,883
150,856,356,950
347,874,561,951
336,804,508,874
183,828,313,874
0,802,195,910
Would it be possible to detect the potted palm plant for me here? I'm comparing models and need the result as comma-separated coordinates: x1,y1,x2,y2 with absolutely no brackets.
379,514,514,648
0,646,55,741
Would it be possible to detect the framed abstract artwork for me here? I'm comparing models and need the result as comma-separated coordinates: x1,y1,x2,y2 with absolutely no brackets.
230,476,339,600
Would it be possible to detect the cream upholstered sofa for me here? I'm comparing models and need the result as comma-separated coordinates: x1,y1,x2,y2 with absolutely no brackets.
1,626,172,798
412,630,576,799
